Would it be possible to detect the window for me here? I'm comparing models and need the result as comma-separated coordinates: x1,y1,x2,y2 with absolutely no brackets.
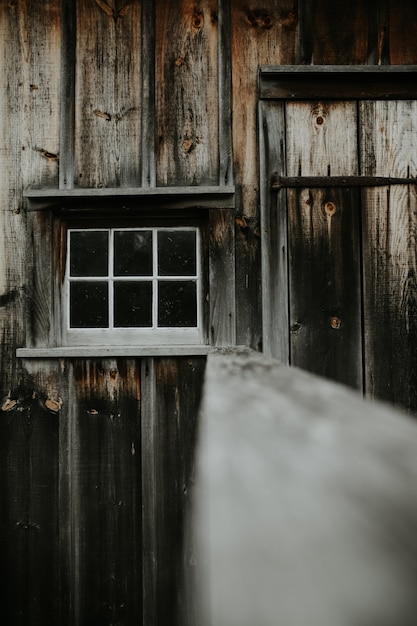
65,226,202,346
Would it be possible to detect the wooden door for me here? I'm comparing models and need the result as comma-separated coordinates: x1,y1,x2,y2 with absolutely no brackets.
260,83,417,411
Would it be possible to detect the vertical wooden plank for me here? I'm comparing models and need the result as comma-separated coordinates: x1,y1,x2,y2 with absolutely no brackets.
141,357,158,626
60,0,76,189
141,0,156,187
286,101,363,389
0,2,61,623
311,0,369,64
74,0,142,188
361,100,417,411
218,0,233,187
389,0,417,64
209,209,236,346
153,357,206,626
155,0,219,186
62,359,142,625
0,362,61,625
231,0,298,348
259,100,289,362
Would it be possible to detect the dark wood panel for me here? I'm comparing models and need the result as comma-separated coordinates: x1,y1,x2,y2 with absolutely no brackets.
0,386,59,625
389,0,417,64
310,0,369,64
153,357,206,626
62,359,142,625
74,0,142,188
289,187,363,388
155,0,219,186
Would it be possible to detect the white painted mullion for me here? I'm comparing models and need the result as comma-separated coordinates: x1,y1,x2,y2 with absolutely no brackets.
153,228,158,329
108,229,114,330
196,229,201,336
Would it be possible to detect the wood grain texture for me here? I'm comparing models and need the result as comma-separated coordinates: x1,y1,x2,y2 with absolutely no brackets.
286,101,362,387
0,361,61,625
389,0,417,64
196,349,417,626
153,357,206,626
0,3,61,622
309,0,369,64
231,0,298,347
74,0,142,188
361,100,417,411
259,100,289,362
62,359,142,625
155,0,219,186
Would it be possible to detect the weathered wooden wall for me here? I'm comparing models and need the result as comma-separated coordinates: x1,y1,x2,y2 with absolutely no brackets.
1,1,417,624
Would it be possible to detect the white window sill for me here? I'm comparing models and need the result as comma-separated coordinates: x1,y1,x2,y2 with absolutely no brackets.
16,345,211,358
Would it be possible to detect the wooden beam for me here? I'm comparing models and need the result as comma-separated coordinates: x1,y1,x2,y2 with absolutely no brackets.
259,65,417,100
194,349,417,626
24,186,235,211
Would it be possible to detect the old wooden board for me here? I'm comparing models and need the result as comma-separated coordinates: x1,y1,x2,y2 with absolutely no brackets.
361,100,417,411
195,349,417,626
155,0,219,187
74,0,142,188
231,0,298,348
0,364,60,625
141,357,206,626
258,99,288,362
286,101,362,388
388,0,417,64
0,2,61,623
61,359,142,625
305,0,370,64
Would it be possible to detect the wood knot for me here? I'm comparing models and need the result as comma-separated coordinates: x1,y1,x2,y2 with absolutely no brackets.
325,201,337,216
1,398,17,412
192,11,204,30
280,11,298,28
330,316,341,330
246,10,273,30
45,397,63,413
182,137,197,153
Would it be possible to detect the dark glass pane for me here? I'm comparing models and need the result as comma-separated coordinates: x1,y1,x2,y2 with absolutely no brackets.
157,230,196,276
70,231,108,277
114,230,153,276
70,282,109,328
114,281,152,327
158,281,197,327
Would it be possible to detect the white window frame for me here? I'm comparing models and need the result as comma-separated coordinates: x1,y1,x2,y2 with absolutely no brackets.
64,226,203,347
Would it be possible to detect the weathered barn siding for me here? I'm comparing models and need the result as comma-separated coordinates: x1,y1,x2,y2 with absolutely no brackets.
1,1,417,624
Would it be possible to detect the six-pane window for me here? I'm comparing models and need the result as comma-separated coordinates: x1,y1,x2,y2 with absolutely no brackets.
66,227,201,345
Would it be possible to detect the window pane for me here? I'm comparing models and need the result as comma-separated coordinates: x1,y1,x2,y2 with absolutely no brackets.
157,230,196,276
70,231,108,277
158,281,197,327
114,281,152,327
114,230,153,276
70,282,109,327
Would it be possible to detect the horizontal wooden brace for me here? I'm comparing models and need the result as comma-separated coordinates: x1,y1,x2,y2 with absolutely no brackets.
259,65,417,100
24,186,236,211
271,176,417,190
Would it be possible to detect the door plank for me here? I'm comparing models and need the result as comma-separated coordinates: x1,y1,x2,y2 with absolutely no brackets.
286,101,362,388
361,100,417,411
